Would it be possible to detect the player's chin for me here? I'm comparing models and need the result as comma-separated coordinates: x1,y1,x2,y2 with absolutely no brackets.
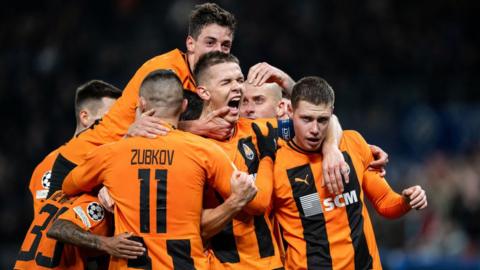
305,139,322,151
225,113,240,124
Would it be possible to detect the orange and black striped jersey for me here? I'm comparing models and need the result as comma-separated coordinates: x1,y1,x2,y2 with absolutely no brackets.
48,49,195,195
273,130,411,270
62,129,240,270
15,191,111,270
29,149,59,216
204,117,284,270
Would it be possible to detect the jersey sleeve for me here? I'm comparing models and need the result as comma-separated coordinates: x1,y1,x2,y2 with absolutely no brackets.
62,144,113,195
57,196,111,236
56,51,189,165
243,119,277,215
29,157,53,214
204,143,235,198
344,131,410,218
362,171,411,218
244,157,274,215
70,51,190,148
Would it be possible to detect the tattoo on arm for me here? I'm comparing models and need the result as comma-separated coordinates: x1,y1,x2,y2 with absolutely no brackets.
47,219,102,250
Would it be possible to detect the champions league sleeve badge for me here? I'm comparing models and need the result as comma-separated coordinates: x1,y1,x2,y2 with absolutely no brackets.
87,202,105,222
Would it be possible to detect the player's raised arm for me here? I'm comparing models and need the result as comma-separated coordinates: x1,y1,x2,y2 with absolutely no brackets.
244,121,277,215
348,130,427,218
247,62,295,94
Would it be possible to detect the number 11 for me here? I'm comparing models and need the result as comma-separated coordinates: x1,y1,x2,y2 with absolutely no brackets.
138,169,167,233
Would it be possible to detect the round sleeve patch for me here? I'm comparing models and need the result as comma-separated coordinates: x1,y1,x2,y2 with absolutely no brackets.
41,170,52,189
87,202,105,222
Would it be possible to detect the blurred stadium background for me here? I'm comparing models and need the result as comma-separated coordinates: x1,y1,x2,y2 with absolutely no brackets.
1,0,479,269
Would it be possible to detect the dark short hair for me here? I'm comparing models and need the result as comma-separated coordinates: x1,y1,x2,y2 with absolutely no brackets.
180,90,203,120
75,80,122,117
193,51,240,84
291,76,335,109
188,2,236,39
140,69,184,116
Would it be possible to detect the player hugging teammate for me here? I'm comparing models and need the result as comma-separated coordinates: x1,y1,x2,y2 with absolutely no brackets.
16,3,426,270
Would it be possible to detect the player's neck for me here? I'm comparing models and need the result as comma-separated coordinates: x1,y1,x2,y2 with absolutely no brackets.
155,115,179,130
73,125,85,137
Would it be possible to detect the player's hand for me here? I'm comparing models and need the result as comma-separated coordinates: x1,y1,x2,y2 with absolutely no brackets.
198,106,234,140
99,232,146,259
247,62,295,91
126,109,171,139
321,143,349,195
230,171,258,208
252,122,277,161
368,144,388,177
98,186,114,213
402,185,428,210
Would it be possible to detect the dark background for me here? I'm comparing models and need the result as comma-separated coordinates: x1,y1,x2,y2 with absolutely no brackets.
1,0,479,269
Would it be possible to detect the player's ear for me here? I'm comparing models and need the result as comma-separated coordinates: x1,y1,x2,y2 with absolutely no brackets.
138,97,148,113
181,98,188,113
196,86,210,101
276,100,285,119
79,109,90,128
287,101,293,118
186,36,195,53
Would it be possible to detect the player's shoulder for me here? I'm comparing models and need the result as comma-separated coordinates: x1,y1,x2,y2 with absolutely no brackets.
44,148,60,160
175,129,221,149
275,140,298,165
35,147,60,168
340,130,368,150
143,48,186,69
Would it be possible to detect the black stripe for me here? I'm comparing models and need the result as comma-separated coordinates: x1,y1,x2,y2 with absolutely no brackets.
47,153,78,198
156,169,167,233
127,236,152,269
210,192,240,263
167,239,195,270
287,164,332,269
138,169,150,233
254,215,275,258
342,152,373,270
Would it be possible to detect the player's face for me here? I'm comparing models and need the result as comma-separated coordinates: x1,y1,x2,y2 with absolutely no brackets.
292,101,332,152
189,24,233,67
240,84,279,119
205,62,244,124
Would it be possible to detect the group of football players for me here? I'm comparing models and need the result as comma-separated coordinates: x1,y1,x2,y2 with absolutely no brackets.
16,3,427,270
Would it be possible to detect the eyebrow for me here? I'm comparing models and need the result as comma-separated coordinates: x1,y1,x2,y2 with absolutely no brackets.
204,36,217,41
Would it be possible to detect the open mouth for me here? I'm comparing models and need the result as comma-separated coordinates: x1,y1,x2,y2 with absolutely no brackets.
227,97,241,109
306,138,320,143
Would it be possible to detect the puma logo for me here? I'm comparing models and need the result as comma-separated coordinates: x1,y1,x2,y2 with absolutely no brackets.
295,174,309,185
